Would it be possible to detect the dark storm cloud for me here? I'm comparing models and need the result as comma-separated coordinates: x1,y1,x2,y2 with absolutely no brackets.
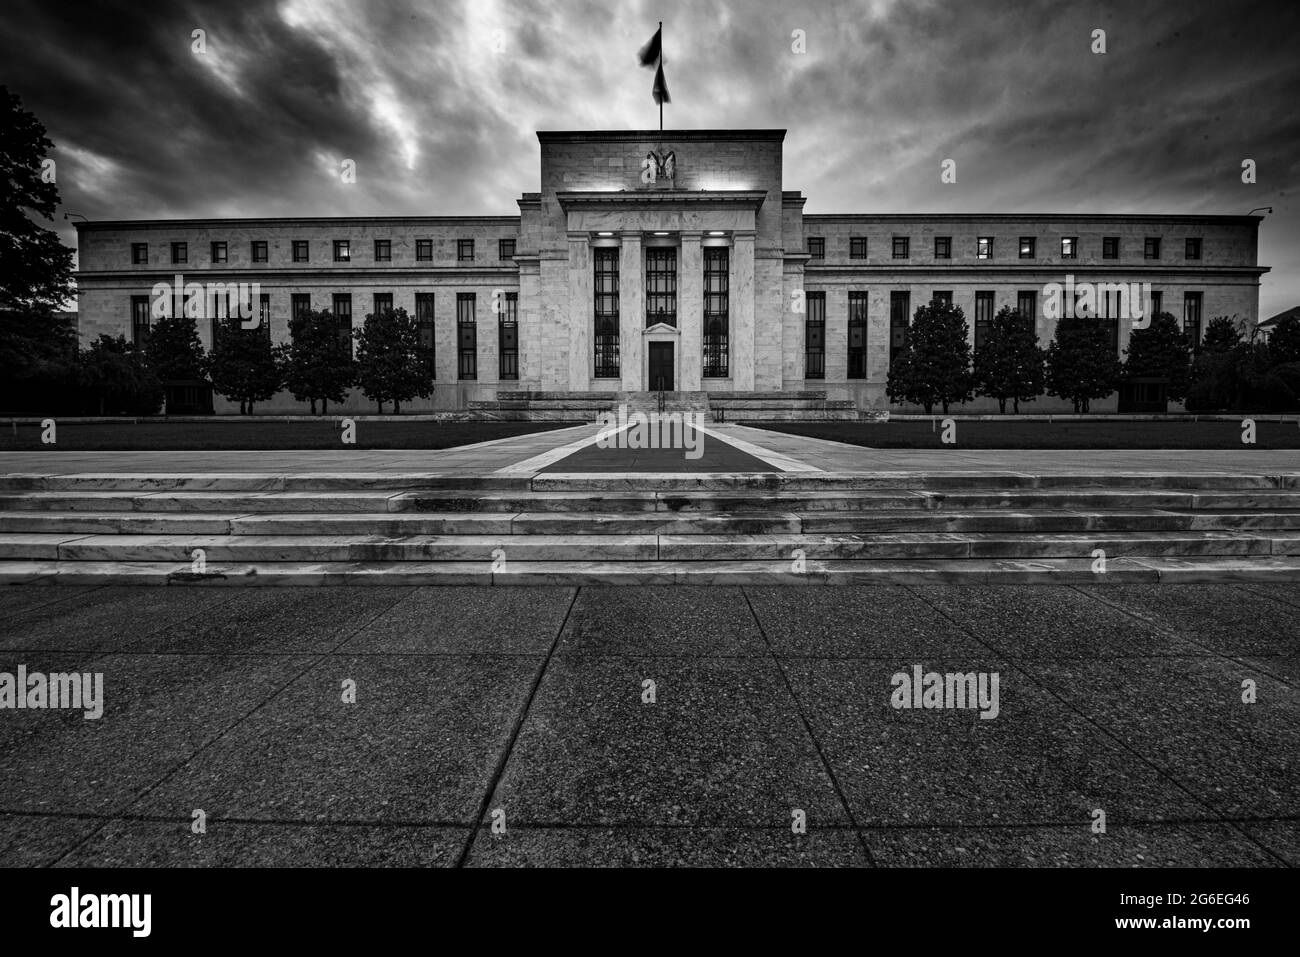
1,0,1296,314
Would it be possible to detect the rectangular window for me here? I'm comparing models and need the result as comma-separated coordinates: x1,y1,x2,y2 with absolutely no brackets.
1150,290,1163,318
415,293,435,380
1017,290,1037,325
806,237,825,259
332,294,352,356
1183,291,1203,348
974,291,995,353
890,291,910,364
416,239,433,261
457,239,474,262
804,291,825,379
372,292,393,317
646,247,677,327
209,287,230,348
934,236,951,259
131,242,148,265
1102,236,1119,259
171,241,187,264
892,236,910,259
593,248,620,378
703,247,729,378
291,293,311,321
847,291,868,379
1061,237,1077,259
292,240,309,262
258,293,271,341
333,240,350,262
374,239,391,262
1019,237,1036,259
1144,237,1161,260
977,237,993,260
499,238,516,260
457,293,477,379
849,236,868,259
932,290,953,305
251,240,268,263
1186,237,1202,260
210,241,227,264
499,292,518,380
131,295,151,346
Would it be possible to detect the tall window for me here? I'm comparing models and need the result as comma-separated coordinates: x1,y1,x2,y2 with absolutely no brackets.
291,294,311,321
1017,290,1037,324
932,290,953,305
333,240,350,262
892,236,910,259
1102,236,1119,259
499,292,518,380
171,241,187,264
593,248,620,377
934,236,951,259
889,291,910,364
457,239,474,261
806,237,825,259
850,237,867,259
974,291,995,353
131,295,150,347
804,291,825,379
251,240,268,263
211,241,227,264
1185,237,1202,260
415,293,435,380
374,239,391,262
1144,237,1161,260
1150,290,1163,318
499,238,516,260
1183,292,1203,348
1019,237,1035,259
332,294,352,356
847,291,868,379
1061,237,1077,259
646,247,677,327
372,292,393,317
976,237,993,259
457,293,476,379
131,242,148,265
416,239,433,261
703,247,729,377
209,287,230,347
258,293,271,341
292,240,309,262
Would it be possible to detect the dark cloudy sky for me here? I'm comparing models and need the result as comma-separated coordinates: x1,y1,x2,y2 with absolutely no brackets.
3,0,1297,316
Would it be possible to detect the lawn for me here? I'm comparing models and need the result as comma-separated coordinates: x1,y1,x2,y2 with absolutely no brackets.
749,418,1300,450
0,419,584,451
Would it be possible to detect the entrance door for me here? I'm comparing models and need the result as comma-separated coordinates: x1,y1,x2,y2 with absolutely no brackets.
648,342,674,391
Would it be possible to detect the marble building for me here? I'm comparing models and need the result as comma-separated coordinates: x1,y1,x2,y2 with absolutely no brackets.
72,127,1269,413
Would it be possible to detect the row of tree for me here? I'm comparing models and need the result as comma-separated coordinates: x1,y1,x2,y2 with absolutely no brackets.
77,307,434,415
886,299,1300,413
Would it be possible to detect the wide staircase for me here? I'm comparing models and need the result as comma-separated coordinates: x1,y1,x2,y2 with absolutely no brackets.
1,470,1298,584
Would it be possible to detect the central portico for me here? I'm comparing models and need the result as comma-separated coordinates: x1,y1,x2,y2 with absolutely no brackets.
516,129,789,395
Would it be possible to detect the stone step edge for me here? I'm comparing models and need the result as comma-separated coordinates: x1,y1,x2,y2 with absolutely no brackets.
3,557,1300,586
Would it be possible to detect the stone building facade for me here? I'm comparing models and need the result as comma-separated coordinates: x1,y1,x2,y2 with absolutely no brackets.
74,128,1269,413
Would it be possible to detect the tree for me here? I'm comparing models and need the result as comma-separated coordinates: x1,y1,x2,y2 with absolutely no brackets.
209,316,282,414
973,306,1044,413
1201,315,1244,355
1045,313,1122,412
144,311,208,382
1268,313,1300,366
1123,311,1191,402
353,306,433,414
886,298,973,414
284,309,355,414
76,335,163,415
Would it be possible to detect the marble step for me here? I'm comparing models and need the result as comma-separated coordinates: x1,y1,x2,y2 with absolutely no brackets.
4,556,1300,586
0,474,532,493
0,530,1293,563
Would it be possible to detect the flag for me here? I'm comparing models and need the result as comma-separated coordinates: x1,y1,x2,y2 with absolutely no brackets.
638,25,670,105
637,26,661,67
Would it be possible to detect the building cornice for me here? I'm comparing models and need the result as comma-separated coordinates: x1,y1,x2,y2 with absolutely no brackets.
74,216,522,231
803,213,1266,225
554,189,767,212
538,129,785,143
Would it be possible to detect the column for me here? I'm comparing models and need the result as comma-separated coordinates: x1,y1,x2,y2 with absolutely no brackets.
679,232,703,390
567,233,590,390
619,232,643,391
731,232,756,391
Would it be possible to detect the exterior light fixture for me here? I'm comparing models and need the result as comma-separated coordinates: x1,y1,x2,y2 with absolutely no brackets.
708,231,725,236
653,231,669,236
597,231,614,236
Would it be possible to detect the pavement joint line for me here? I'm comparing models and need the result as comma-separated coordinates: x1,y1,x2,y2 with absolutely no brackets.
740,586,877,866
494,425,607,477
694,422,819,473
453,586,579,868
1235,581,1300,613
903,584,1292,866
43,588,412,867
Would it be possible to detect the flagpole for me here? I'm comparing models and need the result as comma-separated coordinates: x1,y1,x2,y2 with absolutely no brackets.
658,21,663,135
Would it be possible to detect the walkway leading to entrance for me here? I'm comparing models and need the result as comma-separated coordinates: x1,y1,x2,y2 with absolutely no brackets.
539,438,771,473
